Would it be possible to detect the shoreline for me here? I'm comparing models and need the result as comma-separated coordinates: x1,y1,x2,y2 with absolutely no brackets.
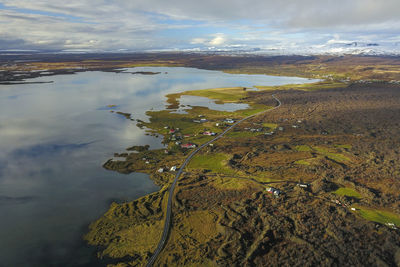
85,79,400,266
2,54,400,84
2,58,399,265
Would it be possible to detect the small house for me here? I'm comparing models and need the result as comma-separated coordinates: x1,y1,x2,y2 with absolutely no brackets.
157,168,164,173
203,131,216,136
266,187,281,197
297,183,309,188
170,166,177,171
181,143,197,149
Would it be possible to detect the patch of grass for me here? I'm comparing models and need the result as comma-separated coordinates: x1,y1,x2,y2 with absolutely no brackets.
101,220,163,258
211,177,250,190
294,145,351,165
295,159,311,166
334,187,362,198
188,153,235,175
334,144,352,149
182,87,247,103
254,81,347,92
188,134,216,144
354,206,400,226
313,146,332,154
251,176,274,183
159,210,220,266
313,146,351,162
325,153,351,163
84,189,168,261
143,108,221,136
226,131,263,138
295,145,312,152
233,104,268,116
178,210,218,241
262,122,278,130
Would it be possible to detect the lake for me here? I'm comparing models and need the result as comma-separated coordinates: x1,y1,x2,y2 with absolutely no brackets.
0,67,317,266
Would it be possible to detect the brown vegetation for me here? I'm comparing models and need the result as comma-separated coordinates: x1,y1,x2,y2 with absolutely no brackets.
85,79,400,266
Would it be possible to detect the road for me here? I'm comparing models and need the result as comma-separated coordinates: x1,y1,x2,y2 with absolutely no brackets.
146,94,281,266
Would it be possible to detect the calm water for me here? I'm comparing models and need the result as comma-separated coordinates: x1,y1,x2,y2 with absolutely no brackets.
0,67,317,266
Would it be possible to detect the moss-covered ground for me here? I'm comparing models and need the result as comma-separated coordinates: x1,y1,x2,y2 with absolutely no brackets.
86,76,400,266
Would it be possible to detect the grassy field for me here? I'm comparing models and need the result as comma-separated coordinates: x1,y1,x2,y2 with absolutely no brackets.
293,145,351,166
313,146,351,162
354,206,400,226
176,87,248,103
334,187,362,198
84,189,169,261
294,159,312,166
295,145,313,152
211,177,251,190
255,81,348,91
226,131,264,138
334,144,352,149
188,153,236,175
262,122,278,130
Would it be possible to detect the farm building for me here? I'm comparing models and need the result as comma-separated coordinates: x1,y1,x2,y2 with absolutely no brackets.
266,187,281,197
181,143,197,149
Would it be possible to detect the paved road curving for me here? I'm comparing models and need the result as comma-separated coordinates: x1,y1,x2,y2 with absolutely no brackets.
146,94,281,266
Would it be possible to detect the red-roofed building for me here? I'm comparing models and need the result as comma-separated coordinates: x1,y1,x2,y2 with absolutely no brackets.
181,143,197,149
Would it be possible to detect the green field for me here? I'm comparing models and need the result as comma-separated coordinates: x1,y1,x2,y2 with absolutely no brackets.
262,122,278,130
313,146,351,162
254,81,348,92
334,187,362,198
181,87,247,103
295,145,313,152
226,131,263,138
188,153,235,175
294,159,312,166
354,206,400,226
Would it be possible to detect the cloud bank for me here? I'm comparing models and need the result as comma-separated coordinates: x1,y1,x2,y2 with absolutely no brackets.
0,0,399,53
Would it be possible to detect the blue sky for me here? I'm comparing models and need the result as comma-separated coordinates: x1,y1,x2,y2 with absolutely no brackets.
0,0,399,53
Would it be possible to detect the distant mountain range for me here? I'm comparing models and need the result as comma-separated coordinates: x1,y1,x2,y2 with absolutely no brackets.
181,41,400,56
0,41,399,56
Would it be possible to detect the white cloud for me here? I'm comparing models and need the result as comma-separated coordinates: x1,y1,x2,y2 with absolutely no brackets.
191,34,227,47
209,34,226,46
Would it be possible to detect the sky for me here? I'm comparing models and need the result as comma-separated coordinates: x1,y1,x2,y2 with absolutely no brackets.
0,0,400,54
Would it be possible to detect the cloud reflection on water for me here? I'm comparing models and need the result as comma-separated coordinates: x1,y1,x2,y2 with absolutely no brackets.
0,67,317,266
